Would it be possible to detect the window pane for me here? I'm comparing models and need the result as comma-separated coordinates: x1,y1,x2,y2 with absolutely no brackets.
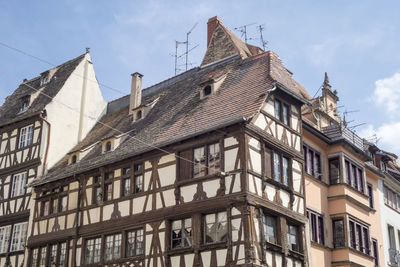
329,158,340,185
263,216,276,244
273,153,281,182
127,229,144,257
208,143,221,175
275,100,282,121
282,157,289,186
58,242,67,266
194,147,206,178
10,222,27,251
39,247,47,267
0,225,11,253
204,212,227,244
171,218,192,249
333,219,345,248
123,178,131,196
104,234,121,261
59,196,68,212
283,104,289,125
134,175,143,193
11,172,26,197
32,248,39,267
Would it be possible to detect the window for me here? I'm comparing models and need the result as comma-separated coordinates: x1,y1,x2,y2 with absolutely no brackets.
262,215,277,244
10,222,28,251
275,100,282,121
171,218,192,249
136,110,142,120
384,185,400,211
349,219,370,255
372,238,379,266
18,125,33,148
287,224,299,252
11,172,27,197
41,188,68,216
47,242,67,266
32,248,39,267
105,141,112,152
345,158,364,193
104,234,122,261
71,155,77,164
19,96,30,113
85,237,101,264
0,225,11,253
307,209,324,245
329,157,340,184
274,99,291,126
204,85,212,96
303,144,322,180
204,211,227,244
126,229,144,257
332,219,345,248
193,143,220,178
270,150,290,186
367,183,374,209
40,247,47,267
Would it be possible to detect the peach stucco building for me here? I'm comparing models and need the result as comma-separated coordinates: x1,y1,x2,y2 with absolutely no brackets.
302,74,384,267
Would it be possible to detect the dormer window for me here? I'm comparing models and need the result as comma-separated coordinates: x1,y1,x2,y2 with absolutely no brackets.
102,139,114,153
69,153,79,164
40,75,50,86
105,141,112,152
204,85,212,96
136,110,142,120
18,96,30,114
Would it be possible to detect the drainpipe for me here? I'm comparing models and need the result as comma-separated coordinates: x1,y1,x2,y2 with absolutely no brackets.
40,111,51,176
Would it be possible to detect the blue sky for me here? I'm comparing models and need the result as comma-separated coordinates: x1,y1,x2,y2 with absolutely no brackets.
1,0,400,154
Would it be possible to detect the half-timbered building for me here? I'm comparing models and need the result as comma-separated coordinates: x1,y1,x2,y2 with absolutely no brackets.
0,51,106,266
28,17,311,267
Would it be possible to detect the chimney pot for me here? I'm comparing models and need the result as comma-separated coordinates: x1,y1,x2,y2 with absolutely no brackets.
207,16,222,47
129,72,143,115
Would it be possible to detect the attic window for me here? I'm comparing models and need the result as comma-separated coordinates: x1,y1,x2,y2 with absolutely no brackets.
40,73,50,86
71,155,77,164
19,96,30,114
136,110,142,120
105,141,112,152
204,85,212,96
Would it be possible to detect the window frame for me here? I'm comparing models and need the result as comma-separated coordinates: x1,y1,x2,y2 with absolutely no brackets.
349,218,370,255
332,218,345,248
274,98,291,127
367,183,374,209
287,223,301,252
269,149,291,187
18,124,34,149
10,222,28,252
303,144,322,181
104,233,122,262
307,209,324,245
84,237,102,265
193,142,221,178
262,214,278,245
0,225,11,254
126,228,144,257
10,171,27,198
171,218,192,249
344,158,365,193
204,211,228,245
40,187,68,216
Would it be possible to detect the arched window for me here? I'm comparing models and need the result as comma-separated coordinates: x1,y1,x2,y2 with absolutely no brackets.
71,155,77,164
203,85,212,96
105,141,112,152
136,110,142,120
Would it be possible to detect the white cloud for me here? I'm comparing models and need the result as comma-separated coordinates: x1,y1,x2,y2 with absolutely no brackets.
372,72,400,113
359,122,400,154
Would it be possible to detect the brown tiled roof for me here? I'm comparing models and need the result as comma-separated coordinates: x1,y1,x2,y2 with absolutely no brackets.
0,54,85,126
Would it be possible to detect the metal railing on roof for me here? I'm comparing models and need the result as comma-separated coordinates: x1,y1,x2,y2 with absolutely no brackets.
322,124,364,151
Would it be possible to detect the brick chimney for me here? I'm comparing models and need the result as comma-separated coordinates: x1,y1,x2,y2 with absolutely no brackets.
207,16,222,47
129,72,143,115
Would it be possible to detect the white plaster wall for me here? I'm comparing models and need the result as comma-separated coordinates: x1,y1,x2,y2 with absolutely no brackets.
378,179,400,266
44,53,106,170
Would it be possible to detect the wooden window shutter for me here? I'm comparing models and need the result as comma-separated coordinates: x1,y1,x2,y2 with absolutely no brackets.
264,148,272,179
179,149,192,181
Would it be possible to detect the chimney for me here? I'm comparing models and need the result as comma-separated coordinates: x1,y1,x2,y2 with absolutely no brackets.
207,16,222,46
129,72,143,115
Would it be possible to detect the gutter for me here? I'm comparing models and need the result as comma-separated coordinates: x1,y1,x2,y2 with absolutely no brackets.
40,111,51,176
32,116,249,186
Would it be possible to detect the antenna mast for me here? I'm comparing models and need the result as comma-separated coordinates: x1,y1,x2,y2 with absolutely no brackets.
234,23,256,43
171,23,199,75
257,24,268,51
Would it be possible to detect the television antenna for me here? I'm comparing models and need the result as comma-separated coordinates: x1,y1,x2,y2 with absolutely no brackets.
234,23,256,43
171,23,199,75
257,24,268,51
